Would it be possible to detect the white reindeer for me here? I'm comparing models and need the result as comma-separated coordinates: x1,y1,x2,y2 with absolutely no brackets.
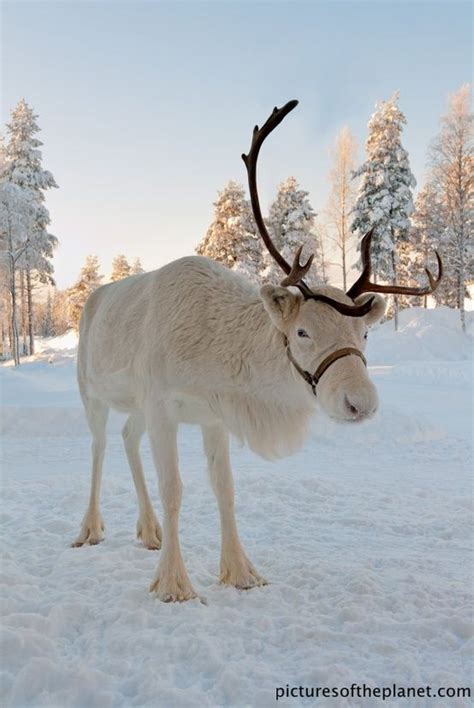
73,101,441,602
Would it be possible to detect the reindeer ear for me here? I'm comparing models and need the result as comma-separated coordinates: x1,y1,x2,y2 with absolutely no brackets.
354,293,386,325
260,285,300,331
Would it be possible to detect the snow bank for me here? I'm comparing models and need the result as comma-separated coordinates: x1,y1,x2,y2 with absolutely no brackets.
2,330,78,368
35,330,79,356
368,307,473,364
1,307,472,706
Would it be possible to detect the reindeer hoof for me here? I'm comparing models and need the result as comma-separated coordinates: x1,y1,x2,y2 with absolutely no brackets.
149,570,197,602
72,514,104,547
137,517,162,550
220,556,268,589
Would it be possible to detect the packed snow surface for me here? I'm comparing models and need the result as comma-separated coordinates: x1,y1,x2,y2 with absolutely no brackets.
1,308,472,707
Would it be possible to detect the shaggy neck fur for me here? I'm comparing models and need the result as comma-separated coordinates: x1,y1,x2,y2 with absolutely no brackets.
200,297,316,459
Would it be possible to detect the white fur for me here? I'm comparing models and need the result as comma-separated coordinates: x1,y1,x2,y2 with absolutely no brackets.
73,256,385,601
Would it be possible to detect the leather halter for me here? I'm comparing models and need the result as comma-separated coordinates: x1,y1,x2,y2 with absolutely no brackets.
284,337,367,397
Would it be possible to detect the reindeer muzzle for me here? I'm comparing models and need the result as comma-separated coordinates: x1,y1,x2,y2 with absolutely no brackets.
284,339,367,397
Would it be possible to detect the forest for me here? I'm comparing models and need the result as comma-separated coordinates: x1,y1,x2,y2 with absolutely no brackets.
1,86,472,365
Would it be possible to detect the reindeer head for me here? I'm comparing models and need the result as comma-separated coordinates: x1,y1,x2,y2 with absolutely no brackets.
242,101,442,422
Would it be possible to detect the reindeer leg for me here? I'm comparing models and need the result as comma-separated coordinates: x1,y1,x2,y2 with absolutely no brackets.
122,413,162,549
202,423,267,590
73,397,108,547
145,398,197,602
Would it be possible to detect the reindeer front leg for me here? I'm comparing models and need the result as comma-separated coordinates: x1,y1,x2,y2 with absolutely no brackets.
202,423,267,589
145,399,197,602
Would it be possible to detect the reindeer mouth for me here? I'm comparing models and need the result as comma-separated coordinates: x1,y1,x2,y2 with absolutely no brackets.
324,393,378,423
332,413,373,424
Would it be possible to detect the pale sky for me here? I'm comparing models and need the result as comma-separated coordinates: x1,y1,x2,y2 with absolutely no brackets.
1,0,471,288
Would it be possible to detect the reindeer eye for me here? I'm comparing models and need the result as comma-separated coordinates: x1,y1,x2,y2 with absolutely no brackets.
364,331,368,340
297,329,309,338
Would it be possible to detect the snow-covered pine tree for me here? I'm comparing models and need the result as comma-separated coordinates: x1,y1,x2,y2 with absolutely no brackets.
130,258,145,275
4,99,58,354
351,93,416,330
262,176,323,287
0,133,6,173
67,255,102,331
429,85,473,331
111,254,131,281
406,181,446,308
196,181,263,284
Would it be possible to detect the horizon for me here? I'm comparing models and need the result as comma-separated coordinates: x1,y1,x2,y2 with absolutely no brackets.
1,0,471,289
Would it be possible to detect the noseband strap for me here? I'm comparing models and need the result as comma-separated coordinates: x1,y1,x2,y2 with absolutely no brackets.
284,338,367,397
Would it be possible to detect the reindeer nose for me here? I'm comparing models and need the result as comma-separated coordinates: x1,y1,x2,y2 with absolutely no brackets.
345,396,359,416
344,395,377,420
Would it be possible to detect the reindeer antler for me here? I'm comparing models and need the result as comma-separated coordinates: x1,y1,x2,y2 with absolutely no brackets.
347,228,443,299
242,101,374,318
241,101,299,278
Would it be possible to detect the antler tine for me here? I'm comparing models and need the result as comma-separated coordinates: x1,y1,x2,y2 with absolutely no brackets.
280,246,315,287
425,252,443,290
348,228,443,299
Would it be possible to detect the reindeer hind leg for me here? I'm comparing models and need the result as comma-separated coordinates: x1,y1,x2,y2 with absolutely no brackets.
122,412,162,549
73,396,109,547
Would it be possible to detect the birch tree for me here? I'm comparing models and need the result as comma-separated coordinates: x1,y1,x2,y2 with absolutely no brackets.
0,181,34,364
40,291,54,337
51,289,70,335
0,274,8,359
325,127,358,290
315,223,330,285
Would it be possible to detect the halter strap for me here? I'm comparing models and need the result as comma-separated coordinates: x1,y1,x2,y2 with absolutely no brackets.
284,338,367,397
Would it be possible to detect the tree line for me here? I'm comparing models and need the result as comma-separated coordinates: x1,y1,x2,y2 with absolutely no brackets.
197,86,472,332
66,254,144,332
0,99,147,362
1,86,471,365
3,251,144,349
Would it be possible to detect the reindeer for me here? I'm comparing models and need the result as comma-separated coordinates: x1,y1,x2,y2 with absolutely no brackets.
73,101,441,602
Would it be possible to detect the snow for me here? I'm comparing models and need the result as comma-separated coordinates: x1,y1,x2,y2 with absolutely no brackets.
1,309,472,707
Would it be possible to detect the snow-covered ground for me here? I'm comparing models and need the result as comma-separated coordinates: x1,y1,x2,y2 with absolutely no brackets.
1,308,472,707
